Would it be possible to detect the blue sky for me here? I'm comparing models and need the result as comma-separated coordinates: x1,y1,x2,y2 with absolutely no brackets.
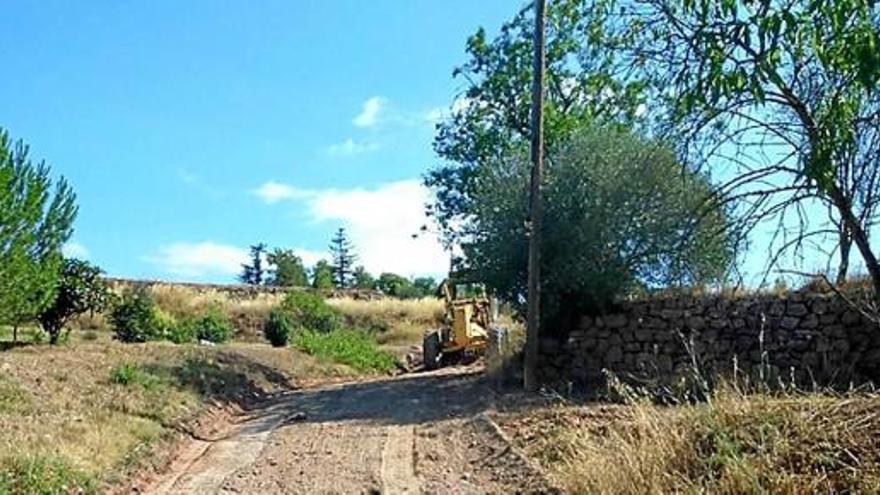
1,0,516,282
0,1,851,286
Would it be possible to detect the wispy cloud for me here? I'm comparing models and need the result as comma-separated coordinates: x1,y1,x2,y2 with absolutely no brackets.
144,242,248,278
253,179,447,276
252,181,311,204
62,241,89,259
352,96,386,128
325,138,380,157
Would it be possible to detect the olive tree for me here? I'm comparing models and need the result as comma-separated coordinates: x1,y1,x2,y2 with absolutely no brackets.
461,127,734,329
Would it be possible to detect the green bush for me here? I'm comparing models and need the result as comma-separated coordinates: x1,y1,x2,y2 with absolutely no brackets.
108,363,161,389
0,454,96,495
190,306,232,343
152,308,195,344
294,329,397,372
110,289,161,343
281,291,339,333
263,309,294,347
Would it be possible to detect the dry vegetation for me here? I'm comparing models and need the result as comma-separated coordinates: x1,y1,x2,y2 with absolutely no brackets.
0,340,356,492
498,384,880,494
327,296,445,346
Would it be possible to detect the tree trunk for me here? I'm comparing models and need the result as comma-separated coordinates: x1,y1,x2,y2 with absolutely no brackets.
837,224,851,285
829,185,880,302
12,325,17,344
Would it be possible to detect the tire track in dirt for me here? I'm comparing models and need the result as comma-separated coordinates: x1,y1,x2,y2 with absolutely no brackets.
148,367,556,494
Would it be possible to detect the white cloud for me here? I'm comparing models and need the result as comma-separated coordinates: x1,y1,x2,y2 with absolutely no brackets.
252,181,310,204
353,96,386,128
326,138,380,157
145,241,326,280
256,179,447,276
293,248,327,267
145,242,249,278
62,241,89,259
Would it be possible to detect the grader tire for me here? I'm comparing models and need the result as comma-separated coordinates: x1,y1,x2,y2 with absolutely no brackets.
423,330,442,371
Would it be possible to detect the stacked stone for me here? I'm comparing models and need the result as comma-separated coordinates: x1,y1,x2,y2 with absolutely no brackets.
537,290,880,388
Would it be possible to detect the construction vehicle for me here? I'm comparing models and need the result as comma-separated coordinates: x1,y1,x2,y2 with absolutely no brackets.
422,280,508,370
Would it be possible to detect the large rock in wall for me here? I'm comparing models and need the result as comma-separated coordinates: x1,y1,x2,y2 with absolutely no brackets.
538,290,880,389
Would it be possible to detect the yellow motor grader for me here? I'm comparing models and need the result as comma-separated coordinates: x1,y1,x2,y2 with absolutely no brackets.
422,280,508,370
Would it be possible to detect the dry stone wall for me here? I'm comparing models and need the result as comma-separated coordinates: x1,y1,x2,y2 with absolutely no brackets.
538,290,880,388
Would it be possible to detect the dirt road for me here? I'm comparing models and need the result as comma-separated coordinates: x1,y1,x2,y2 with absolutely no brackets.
148,367,553,494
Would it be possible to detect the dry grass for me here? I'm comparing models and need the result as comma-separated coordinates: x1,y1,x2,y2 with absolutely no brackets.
327,297,445,346
501,384,880,494
0,340,355,491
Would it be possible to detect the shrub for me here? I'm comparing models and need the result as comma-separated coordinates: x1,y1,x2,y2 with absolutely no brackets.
293,329,398,372
281,291,339,333
108,363,161,389
110,289,160,343
190,306,232,343
263,309,294,347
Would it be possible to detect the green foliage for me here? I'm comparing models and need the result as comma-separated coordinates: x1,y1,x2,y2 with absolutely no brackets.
239,243,267,285
281,291,339,333
352,266,376,290
293,329,398,372
110,289,161,343
425,1,646,245
263,309,294,347
267,248,308,287
37,258,112,344
311,260,335,290
190,306,232,343
0,454,96,495
153,308,195,344
108,363,161,389
329,227,357,288
376,273,435,299
0,128,78,335
465,127,733,323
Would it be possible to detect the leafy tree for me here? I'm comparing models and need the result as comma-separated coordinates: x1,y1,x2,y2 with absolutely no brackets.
376,273,421,298
267,248,308,287
311,260,335,290
352,266,376,290
0,129,77,341
37,258,112,344
412,277,437,297
239,243,267,285
606,0,880,294
425,0,646,246
329,228,357,288
463,127,733,328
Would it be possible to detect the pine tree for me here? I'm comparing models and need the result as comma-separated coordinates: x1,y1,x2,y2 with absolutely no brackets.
0,128,77,341
239,243,267,285
329,227,357,288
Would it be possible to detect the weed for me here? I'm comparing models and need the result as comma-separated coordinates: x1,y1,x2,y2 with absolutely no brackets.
0,454,96,495
294,329,398,372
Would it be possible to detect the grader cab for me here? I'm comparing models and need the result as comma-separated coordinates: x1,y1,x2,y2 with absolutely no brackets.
422,280,507,370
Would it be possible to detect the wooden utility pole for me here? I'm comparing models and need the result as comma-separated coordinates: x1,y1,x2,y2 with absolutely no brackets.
524,0,546,392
